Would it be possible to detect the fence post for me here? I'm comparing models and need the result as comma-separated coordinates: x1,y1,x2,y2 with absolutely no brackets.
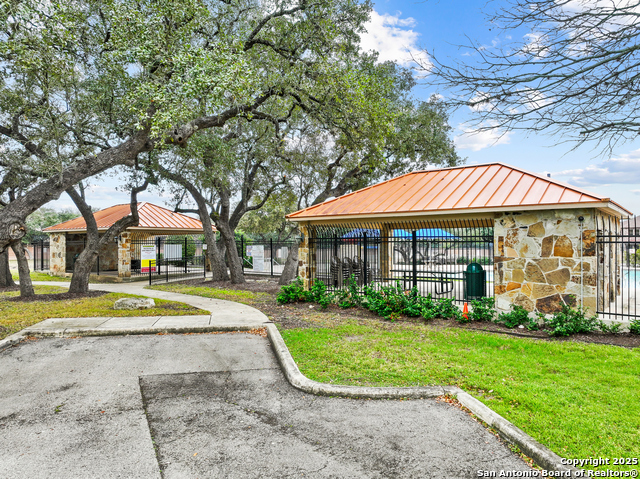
363,232,368,284
270,238,274,276
33,241,37,271
412,230,417,290
333,233,338,257
241,235,245,272
184,237,188,274
149,258,152,286
41,240,45,271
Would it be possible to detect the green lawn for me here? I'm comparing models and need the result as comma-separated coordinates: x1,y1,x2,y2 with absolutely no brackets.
148,283,272,306
0,285,208,340
11,271,71,282
281,321,640,470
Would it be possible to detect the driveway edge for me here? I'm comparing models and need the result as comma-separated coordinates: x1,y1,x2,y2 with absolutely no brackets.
266,323,577,473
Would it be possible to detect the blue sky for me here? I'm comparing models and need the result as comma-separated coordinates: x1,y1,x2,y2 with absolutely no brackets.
48,0,640,215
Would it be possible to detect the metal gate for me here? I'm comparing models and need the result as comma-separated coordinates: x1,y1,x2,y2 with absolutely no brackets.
308,219,494,303
596,215,639,321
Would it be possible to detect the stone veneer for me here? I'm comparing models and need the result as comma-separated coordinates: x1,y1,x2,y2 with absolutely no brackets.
49,233,66,276
298,226,312,290
494,208,599,314
118,232,132,278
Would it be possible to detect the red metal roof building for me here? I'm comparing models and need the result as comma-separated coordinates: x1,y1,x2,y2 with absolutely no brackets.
287,162,632,317
44,202,210,234
287,162,630,223
44,202,213,279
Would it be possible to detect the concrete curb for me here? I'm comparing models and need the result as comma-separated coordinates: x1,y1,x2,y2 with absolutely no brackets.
455,391,578,474
0,331,27,352
266,323,577,473
17,324,265,339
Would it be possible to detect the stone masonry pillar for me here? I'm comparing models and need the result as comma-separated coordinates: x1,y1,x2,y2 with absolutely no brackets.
298,225,311,290
118,232,131,278
49,233,66,276
493,209,598,315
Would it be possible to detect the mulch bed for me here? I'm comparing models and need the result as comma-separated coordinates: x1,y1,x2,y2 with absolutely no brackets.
4,291,109,302
170,278,640,349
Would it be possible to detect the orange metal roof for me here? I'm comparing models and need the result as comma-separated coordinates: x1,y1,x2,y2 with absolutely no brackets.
44,202,211,232
287,162,632,221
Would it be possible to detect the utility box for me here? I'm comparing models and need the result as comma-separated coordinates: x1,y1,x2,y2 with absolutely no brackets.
465,262,486,300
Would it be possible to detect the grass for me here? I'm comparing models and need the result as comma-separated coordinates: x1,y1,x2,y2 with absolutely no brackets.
148,283,272,306
281,320,640,470
0,285,208,340
11,271,71,282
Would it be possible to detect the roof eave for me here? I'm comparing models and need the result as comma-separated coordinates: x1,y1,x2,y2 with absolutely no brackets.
287,201,630,224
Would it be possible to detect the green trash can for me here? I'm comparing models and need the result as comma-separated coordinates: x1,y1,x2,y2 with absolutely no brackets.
465,262,486,300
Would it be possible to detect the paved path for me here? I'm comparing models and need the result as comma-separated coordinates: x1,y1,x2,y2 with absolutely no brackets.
19,281,269,336
0,334,529,478
0,281,531,477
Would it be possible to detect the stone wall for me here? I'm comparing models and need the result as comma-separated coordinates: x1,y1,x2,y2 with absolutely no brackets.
298,226,311,289
49,233,66,276
494,209,599,314
118,232,132,277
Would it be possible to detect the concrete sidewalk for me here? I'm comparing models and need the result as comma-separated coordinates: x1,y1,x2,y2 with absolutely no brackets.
5,281,271,340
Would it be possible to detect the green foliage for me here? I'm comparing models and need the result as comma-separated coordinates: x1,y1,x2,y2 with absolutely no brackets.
630,318,640,335
598,321,622,334
496,305,540,330
276,278,308,305
25,208,79,242
545,305,599,337
309,280,331,310
469,297,496,322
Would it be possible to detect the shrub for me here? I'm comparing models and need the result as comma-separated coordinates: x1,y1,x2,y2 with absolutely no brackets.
469,297,496,322
496,305,539,330
598,320,622,334
276,278,308,305
629,318,640,335
309,280,331,310
545,305,599,337
335,276,362,309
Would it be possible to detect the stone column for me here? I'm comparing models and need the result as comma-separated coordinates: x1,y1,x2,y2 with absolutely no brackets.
493,209,598,315
298,225,311,290
117,232,131,278
49,233,66,276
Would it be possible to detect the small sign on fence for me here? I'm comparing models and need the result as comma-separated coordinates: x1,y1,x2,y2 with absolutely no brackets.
141,245,156,273
246,245,265,272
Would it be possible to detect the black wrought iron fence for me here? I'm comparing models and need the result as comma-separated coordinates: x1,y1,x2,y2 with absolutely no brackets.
32,239,50,271
308,219,494,303
129,236,207,285
597,215,640,321
237,236,300,276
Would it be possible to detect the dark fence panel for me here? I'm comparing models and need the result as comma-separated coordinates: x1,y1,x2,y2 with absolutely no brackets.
597,215,639,321
238,237,300,276
308,220,494,303
128,236,206,285
32,240,50,271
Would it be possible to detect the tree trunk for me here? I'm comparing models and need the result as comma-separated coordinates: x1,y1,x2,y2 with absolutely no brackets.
155,165,229,281
11,241,34,297
68,250,98,294
278,242,299,285
216,220,245,284
0,133,148,253
0,249,16,288
67,181,148,294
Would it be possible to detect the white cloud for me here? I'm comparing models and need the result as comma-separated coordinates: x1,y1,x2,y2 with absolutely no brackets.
360,11,427,68
633,190,640,195
454,124,513,152
555,151,640,187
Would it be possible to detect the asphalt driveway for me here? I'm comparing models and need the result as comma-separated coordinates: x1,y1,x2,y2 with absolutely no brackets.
0,333,529,478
